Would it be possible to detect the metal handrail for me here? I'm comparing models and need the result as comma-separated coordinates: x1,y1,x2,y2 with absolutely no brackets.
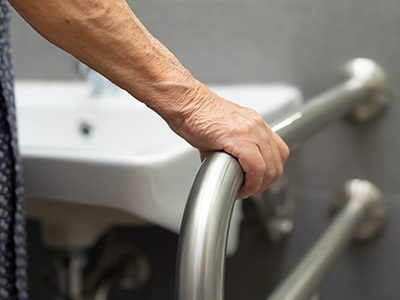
266,179,386,300
176,58,388,300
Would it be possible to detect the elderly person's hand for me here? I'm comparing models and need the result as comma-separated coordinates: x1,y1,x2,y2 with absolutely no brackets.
166,84,289,199
10,0,289,199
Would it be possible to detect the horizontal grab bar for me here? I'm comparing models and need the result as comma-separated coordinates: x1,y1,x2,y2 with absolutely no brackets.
272,58,387,148
176,58,388,300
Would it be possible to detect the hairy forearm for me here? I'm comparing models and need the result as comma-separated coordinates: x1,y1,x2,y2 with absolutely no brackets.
9,0,208,122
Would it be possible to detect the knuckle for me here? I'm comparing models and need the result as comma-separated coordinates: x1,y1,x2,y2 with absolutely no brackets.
246,155,265,177
266,165,277,180
251,113,266,126
275,164,284,179
254,164,266,178
232,121,251,137
246,109,264,124
246,107,258,116
238,123,251,135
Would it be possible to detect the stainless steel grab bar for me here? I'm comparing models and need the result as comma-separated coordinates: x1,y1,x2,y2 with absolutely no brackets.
176,58,388,300
266,179,386,300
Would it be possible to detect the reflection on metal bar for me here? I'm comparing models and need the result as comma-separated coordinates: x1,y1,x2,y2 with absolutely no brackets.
272,58,387,149
176,58,388,300
266,179,386,300
176,152,243,300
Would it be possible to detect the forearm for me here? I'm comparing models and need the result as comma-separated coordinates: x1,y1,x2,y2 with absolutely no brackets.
9,0,208,123
10,0,290,199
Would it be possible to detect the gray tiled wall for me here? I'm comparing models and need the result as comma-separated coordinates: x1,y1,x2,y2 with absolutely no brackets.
10,0,400,299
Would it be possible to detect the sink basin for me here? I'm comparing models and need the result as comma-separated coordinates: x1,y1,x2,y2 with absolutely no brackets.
15,81,302,250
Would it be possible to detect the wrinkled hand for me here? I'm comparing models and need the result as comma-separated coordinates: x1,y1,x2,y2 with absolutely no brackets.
168,85,290,199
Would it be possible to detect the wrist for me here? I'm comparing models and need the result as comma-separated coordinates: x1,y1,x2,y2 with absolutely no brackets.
129,71,215,129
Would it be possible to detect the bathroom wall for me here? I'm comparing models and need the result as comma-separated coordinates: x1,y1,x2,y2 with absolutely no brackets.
10,0,400,299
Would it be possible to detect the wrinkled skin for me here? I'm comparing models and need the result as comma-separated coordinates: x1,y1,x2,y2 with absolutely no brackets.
10,0,289,199
167,84,289,199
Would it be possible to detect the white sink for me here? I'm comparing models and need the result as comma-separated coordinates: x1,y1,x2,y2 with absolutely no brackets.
15,81,302,250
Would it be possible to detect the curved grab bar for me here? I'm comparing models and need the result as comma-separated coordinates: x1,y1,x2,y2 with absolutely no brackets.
176,58,388,300
176,152,243,299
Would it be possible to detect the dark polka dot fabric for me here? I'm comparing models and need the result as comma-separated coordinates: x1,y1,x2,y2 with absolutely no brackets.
0,1,28,300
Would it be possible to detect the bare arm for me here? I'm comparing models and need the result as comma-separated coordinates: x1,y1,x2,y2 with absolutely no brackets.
9,0,289,199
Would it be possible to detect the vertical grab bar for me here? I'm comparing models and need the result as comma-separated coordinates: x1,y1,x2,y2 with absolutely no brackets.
176,58,388,300
176,152,243,300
